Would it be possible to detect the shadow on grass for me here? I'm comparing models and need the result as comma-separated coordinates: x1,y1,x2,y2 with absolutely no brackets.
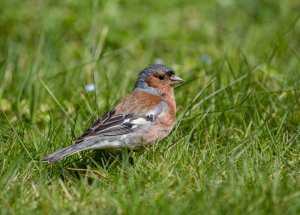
53,150,136,183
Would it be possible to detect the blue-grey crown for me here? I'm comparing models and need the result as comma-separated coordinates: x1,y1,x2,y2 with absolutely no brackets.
134,64,174,89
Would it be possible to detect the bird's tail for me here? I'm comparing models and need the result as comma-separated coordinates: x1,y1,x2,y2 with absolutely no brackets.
42,141,94,163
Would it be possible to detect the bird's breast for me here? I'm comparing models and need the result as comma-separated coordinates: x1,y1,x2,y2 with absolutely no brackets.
142,98,176,143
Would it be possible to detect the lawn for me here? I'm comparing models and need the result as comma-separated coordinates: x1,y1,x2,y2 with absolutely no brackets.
1,0,300,214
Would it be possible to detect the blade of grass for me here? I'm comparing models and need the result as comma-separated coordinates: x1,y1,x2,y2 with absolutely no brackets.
192,65,259,110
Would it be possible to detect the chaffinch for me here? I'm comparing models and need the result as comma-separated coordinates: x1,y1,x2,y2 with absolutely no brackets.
42,64,184,163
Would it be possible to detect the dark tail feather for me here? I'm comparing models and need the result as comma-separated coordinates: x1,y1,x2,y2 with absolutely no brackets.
42,141,93,163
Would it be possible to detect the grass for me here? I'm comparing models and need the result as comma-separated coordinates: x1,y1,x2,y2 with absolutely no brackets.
1,0,300,214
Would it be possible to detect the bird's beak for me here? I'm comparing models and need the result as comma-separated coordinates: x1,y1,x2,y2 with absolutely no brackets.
170,74,185,85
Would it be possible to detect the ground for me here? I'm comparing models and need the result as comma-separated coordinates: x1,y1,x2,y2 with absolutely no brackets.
1,0,300,214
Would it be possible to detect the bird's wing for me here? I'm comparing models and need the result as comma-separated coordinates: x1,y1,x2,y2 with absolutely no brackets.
75,90,166,143
75,110,136,143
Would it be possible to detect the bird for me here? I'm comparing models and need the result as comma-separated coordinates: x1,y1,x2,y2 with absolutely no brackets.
42,64,184,163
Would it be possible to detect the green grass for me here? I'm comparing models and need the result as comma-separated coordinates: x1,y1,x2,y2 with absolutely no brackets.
1,0,300,214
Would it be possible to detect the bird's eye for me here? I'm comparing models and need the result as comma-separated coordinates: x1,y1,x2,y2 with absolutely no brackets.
158,75,165,80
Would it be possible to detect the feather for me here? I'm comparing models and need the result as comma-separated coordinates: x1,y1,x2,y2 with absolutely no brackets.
42,88,170,163
42,110,155,163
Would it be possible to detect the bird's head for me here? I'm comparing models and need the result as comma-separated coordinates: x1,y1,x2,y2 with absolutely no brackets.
134,64,184,92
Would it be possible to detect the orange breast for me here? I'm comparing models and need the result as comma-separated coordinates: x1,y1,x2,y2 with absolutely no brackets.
142,90,177,143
